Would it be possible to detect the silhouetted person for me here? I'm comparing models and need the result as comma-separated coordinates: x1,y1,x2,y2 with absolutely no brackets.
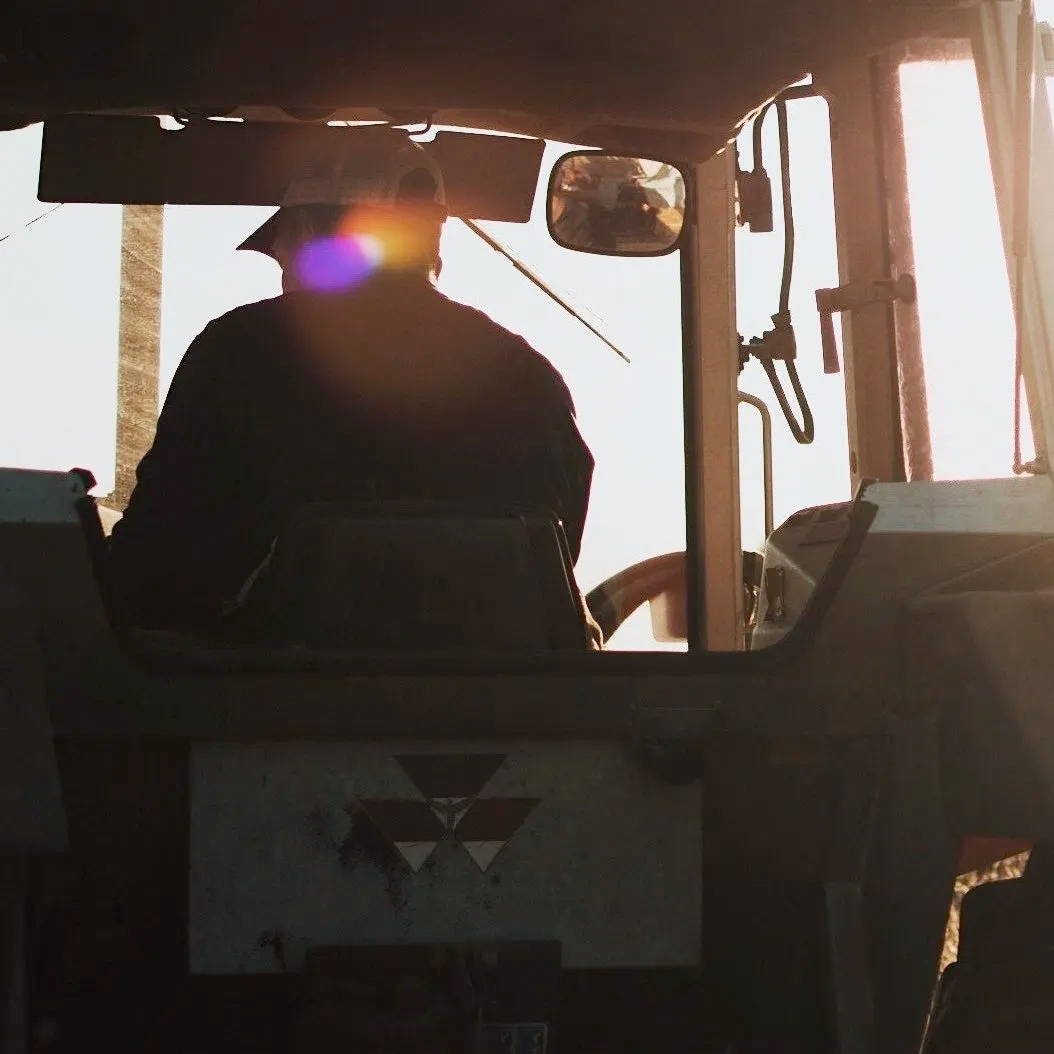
108,133,594,632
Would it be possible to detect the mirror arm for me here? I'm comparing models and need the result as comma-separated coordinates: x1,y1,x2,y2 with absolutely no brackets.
461,218,631,363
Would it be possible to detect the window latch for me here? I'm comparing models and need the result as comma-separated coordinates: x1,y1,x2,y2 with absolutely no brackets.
814,273,916,374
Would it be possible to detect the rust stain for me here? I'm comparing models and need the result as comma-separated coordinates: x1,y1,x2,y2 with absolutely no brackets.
302,803,411,910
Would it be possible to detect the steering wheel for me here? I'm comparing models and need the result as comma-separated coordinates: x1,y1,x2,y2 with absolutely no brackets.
585,551,765,644
585,552,687,643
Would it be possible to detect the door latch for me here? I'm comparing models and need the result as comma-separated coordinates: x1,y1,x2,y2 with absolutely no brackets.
814,273,917,374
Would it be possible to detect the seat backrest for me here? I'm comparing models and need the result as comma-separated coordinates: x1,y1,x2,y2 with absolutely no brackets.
0,604,67,854
224,502,590,651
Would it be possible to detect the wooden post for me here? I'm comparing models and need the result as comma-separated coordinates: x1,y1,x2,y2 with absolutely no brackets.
875,53,933,482
111,205,164,511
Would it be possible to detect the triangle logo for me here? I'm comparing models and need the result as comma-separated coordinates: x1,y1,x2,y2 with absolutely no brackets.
429,798,472,830
349,757,542,879
358,799,447,872
395,754,506,801
460,841,506,873
455,798,540,841
454,798,539,871
393,841,439,873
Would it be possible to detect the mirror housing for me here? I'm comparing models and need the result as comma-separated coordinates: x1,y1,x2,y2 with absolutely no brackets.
547,151,687,257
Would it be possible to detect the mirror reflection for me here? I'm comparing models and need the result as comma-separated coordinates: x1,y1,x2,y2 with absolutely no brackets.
548,153,686,256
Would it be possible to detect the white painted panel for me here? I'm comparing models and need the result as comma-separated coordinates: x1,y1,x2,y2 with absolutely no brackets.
190,740,702,974
0,469,84,524
869,477,1054,533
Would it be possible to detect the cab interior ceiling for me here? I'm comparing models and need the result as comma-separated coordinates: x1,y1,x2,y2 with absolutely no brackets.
0,0,970,163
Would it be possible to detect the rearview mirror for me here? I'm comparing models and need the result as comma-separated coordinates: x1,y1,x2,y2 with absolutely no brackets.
547,152,687,256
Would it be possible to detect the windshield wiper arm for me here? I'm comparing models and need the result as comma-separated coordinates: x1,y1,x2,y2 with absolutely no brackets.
461,218,631,364
0,203,64,246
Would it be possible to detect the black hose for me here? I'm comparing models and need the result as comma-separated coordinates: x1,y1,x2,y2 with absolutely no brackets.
760,357,814,445
751,100,772,180
747,93,813,444
777,98,794,317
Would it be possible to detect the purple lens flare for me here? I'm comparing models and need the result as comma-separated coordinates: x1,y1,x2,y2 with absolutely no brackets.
294,234,384,292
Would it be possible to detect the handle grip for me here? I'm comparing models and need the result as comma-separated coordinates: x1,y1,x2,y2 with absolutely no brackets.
819,308,841,374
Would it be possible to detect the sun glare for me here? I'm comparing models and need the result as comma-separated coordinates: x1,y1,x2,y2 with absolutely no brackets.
295,233,384,292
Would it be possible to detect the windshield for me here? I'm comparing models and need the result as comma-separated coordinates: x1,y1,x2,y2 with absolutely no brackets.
0,129,686,649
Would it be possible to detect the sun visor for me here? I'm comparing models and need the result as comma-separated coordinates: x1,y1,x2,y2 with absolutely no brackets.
38,116,545,223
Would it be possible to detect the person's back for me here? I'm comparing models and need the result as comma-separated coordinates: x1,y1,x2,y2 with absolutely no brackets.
107,276,593,629
106,133,594,631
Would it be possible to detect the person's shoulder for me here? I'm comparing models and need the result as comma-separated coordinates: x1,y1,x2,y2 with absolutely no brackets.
198,294,288,342
429,287,524,343
181,295,290,373
430,290,574,397
166,296,288,396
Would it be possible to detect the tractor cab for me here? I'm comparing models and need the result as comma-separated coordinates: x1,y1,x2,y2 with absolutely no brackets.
7,1,1054,1052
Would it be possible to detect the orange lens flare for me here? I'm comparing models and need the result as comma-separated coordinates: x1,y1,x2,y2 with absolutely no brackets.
337,207,438,270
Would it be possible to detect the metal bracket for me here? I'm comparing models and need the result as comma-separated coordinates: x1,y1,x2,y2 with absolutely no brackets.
814,273,917,374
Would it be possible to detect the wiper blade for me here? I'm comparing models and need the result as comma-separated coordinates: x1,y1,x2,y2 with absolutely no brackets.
462,218,630,364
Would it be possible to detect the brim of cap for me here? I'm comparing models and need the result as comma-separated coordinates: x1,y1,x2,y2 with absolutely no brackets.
237,210,283,258
236,201,448,259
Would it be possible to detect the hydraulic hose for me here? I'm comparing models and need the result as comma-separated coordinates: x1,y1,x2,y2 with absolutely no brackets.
745,94,814,444
777,99,794,317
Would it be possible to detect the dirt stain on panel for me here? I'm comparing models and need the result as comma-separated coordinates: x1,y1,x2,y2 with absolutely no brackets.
338,803,410,911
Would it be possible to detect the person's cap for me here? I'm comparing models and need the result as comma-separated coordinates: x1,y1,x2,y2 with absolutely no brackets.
238,131,447,258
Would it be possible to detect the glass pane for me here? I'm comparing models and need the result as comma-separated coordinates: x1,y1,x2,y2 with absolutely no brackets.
438,142,685,650
899,60,1023,480
161,147,686,650
159,205,279,399
0,125,122,493
2,128,686,651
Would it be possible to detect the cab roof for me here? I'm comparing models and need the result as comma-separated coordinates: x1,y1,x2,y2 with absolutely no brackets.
0,0,969,160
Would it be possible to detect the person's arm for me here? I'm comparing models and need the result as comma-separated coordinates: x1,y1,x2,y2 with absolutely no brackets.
556,412,594,564
536,368,594,564
106,324,255,628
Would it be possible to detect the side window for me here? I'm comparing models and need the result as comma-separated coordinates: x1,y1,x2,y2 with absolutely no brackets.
0,124,122,494
898,58,1024,480
0,130,277,500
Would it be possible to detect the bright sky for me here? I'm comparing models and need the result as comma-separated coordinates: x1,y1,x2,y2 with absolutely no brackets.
3,13,1054,647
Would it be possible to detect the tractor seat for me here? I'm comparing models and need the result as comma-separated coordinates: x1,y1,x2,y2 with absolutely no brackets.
207,501,594,653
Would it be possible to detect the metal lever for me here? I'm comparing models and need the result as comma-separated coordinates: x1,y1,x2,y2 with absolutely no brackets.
814,273,917,374
738,392,774,540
